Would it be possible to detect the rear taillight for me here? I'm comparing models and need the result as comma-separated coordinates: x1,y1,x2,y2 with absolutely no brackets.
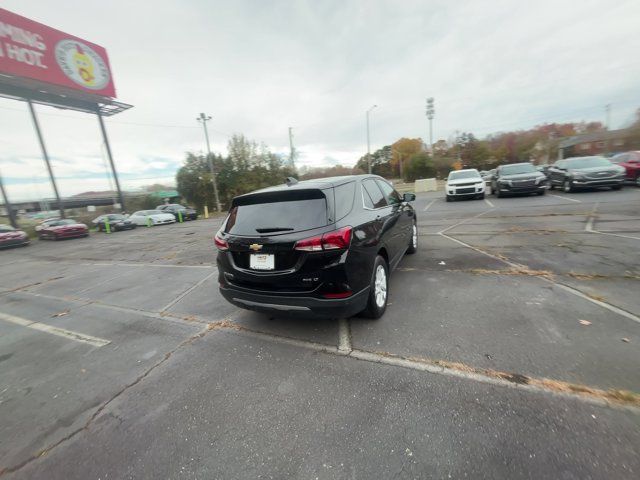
294,226,352,252
214,232,229,251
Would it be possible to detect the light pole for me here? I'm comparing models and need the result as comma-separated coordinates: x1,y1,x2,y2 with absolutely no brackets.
197,113,222,212
426,97,435,152
366,104,377,174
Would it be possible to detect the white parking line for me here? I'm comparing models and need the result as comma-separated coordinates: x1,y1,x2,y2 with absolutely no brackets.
547,193,582,203
484,198,494,208
0,311,110,347
338,318,352,352
423,199,437,211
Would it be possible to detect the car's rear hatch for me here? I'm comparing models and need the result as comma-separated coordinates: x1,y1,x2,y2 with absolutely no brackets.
220,187,343,294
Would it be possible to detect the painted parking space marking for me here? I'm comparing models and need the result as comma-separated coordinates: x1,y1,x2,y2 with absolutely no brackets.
0,311,110,347
423,199,437,211
548,193,581,203
484,198,494,208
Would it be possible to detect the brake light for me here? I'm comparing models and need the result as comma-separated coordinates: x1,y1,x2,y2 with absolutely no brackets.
321,226,352,250
294,226,352,252
214,232,229,251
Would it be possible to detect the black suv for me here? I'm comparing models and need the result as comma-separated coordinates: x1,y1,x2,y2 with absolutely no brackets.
490,163,548,197
547,156,626,192
215,175,417,319
157,204,198,220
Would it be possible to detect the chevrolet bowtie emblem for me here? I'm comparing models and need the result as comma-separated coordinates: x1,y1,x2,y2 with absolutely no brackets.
249,243,263,251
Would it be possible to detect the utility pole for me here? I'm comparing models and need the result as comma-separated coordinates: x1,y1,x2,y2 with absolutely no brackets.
605,104,611,130
197,113,222,212
288,127,296,170
366,104,377,174
426,97,435,152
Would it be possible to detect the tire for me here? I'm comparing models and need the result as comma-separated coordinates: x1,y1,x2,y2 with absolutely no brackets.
636,176,640,187
496,189,503,198
563,179,573,193
406,220,417,254
611,184,622,191
537,189,545,196
360,256,389,319
478,192,485,200
549,182,555,190
445,195,452,202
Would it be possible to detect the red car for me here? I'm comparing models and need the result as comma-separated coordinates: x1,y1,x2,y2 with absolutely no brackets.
0,224,30,248
611,151,640,186
39,219,89,240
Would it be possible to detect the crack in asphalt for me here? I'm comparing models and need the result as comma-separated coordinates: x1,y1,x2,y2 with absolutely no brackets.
0,324,214,477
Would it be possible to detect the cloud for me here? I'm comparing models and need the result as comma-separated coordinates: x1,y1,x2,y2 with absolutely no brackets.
1,0,640,202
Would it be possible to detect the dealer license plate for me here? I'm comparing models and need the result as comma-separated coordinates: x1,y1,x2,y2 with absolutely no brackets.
250,253,275,270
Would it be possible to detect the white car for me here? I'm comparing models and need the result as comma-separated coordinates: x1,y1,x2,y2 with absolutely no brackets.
446,169,486,202
128,210,176,226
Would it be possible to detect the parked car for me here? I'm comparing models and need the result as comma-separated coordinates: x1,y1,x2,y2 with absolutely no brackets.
215,175,417,319
34,217,61,232
547,156,626,192
157,204,198,221
92,214,137,232
490,163,548,197
39,219,89,240
0,224,30,248
610,151,640,186
481,169,496,187
128,210,176,226
445,169,485,201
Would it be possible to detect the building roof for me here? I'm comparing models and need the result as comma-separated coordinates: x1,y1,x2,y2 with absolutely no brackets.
558,128,630,149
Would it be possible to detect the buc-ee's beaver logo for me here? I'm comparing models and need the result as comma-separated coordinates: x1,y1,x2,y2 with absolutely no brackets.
54,40,110,90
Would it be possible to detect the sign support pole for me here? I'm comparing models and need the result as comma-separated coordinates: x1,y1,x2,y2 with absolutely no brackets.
0,171,18,229
27,100,65,218
96,111,126,212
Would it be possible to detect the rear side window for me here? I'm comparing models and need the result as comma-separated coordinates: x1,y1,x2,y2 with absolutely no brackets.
362,179,387,209
375,180,401,205
225,190,328,235
334,182,355,220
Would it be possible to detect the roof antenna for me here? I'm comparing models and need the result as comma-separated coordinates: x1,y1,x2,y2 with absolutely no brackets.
285,177,298,186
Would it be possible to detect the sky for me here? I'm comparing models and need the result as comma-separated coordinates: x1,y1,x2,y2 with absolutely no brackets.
1,0,640,201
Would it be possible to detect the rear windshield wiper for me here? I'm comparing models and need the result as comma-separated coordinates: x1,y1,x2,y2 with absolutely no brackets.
255,227,294,233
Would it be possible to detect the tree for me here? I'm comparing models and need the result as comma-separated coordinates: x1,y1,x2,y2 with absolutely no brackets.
176,135,295,212
404,152,435,182
391,138,424,177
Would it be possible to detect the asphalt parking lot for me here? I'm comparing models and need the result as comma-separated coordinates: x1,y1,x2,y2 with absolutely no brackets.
1,187,639,479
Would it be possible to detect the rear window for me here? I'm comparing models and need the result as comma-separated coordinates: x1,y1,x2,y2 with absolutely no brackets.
225,189,328,235
334,182,355,220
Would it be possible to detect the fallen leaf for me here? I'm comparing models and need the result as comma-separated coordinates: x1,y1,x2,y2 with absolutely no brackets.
51,310,69,318
578,320,591,326
621,338,630,343
438,261,446,265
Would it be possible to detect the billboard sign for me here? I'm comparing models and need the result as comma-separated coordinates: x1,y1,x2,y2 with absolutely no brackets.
0,8,116,98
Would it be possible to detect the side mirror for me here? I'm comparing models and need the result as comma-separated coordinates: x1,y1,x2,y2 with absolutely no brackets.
403,193,416,202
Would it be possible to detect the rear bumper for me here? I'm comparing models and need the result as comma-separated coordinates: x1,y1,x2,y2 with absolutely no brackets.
220,285,369,319
56,231,88,238
0,239,30,248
